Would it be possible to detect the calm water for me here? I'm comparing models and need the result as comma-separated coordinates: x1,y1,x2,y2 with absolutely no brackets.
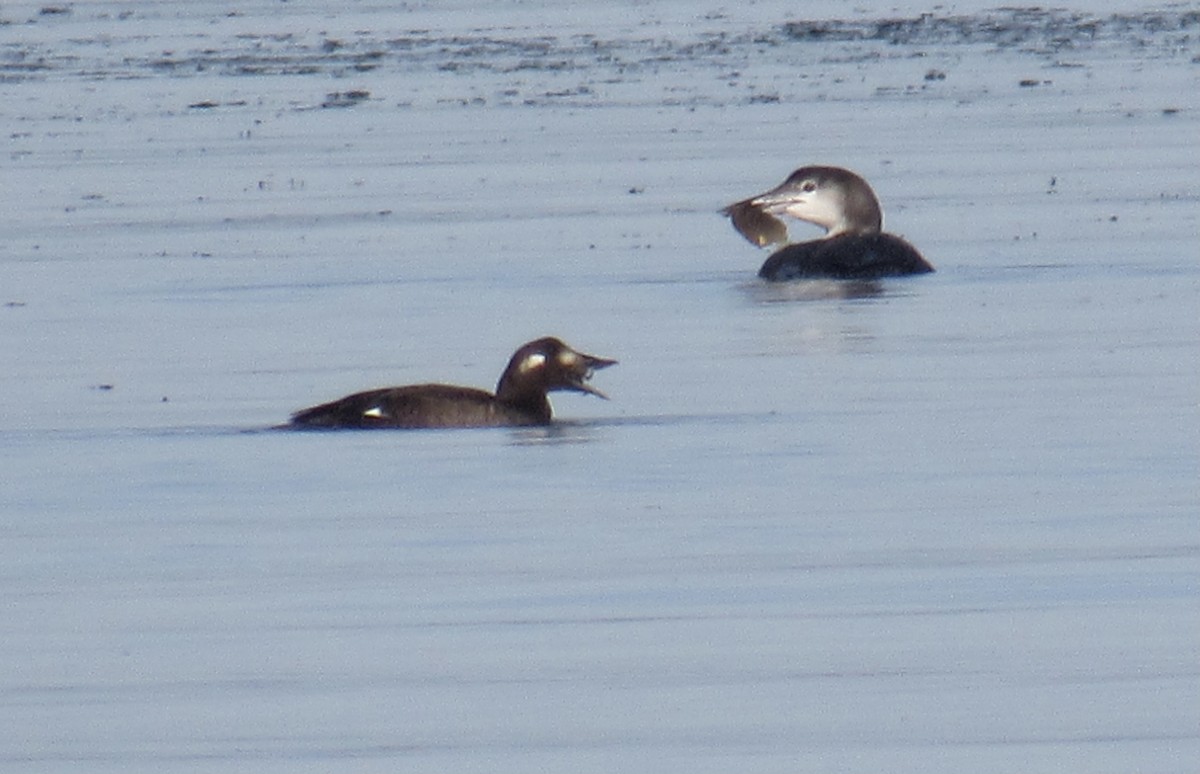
2,1,1198,772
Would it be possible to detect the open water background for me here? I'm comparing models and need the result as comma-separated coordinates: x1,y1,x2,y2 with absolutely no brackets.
2,1,1198,771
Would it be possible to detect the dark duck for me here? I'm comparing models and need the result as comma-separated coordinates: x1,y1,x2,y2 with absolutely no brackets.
723,165,934,280
288,337,616,430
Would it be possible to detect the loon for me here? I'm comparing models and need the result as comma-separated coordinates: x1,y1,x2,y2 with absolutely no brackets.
723,165,934,280
288,337,615,430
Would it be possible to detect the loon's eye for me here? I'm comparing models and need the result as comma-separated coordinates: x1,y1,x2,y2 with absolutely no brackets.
801,180,817,193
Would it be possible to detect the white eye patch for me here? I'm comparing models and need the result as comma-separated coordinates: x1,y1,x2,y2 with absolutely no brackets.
556,350,580,368
518,352,547,373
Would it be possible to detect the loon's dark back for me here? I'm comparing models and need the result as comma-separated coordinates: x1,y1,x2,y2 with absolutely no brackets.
758,232,934,281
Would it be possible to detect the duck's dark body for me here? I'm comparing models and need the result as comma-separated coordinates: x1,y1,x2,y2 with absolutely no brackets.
758,232,933,281
289,384,552,429
288,337,615,431
724,165,934,281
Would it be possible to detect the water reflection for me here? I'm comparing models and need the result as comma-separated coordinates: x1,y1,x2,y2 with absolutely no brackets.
507,412,782,445
741,278,884,303
508,421,598,446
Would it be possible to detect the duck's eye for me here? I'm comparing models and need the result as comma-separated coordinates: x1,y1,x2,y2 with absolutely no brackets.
518,352,547,373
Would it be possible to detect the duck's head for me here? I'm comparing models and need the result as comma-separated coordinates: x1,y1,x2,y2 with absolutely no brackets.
497,337,617,401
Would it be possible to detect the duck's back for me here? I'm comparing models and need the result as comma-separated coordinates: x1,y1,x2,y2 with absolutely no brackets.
289,384,544,429
758,232,934,281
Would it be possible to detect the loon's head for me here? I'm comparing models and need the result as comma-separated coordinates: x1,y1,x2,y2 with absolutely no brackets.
724,166,884,247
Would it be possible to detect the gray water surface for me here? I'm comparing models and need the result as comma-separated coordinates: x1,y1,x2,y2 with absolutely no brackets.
2,1,1198,772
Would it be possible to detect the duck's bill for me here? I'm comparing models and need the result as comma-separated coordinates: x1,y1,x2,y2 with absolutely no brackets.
722,199,788,247
567,353,617,399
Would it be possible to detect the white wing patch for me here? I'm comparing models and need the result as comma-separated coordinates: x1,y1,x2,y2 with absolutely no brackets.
518,352,547,373
363,405,387,418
